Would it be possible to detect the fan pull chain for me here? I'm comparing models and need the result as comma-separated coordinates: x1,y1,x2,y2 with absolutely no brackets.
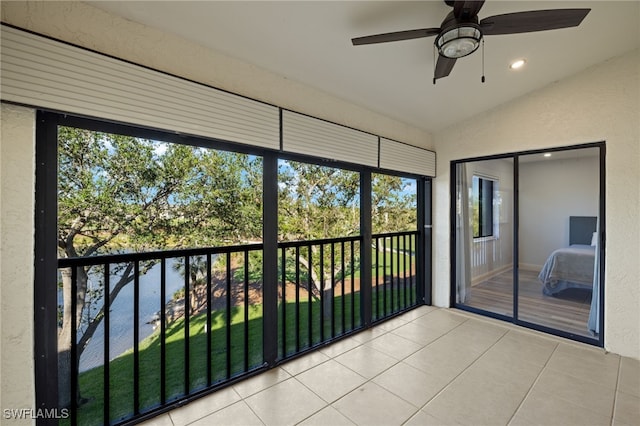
481,38,486,83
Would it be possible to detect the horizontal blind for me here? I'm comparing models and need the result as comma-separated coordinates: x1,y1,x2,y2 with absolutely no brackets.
379,138,436,177
0,25,280,149
282,110,379,167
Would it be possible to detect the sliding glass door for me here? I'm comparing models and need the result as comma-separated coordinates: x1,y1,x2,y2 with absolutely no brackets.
452,144,604,345
454,157,514,318
517,147,601,339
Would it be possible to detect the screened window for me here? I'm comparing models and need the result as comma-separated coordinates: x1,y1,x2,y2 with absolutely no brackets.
472,175,496,238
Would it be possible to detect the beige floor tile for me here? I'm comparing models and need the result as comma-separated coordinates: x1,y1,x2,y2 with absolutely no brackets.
613,391,640,425
463,354,541,393
527,368,616,416
189,401,262,426
372,361,450,408
244,378,326,425
618,357,640,398
365,331,423,360
410,309,467,333
485,330,558,367
298,406,356,426
390,321,448,346
280,350,330,377
232,367,291,398
334,344,398,379
510,392,611,426
422,363,530,426
296,359,367,403
349,326,388,344
403,337,483,382
441,319,507,352
546,343,620,390
404,409,457,426
374,315,410,331
169,386,241,425
400,305,438,321
318,336,362,358
333,382,417,426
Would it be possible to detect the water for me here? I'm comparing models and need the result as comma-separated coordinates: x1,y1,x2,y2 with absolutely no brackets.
77,260,185,372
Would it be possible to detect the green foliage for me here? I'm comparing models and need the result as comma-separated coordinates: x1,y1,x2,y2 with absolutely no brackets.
58,127,263,259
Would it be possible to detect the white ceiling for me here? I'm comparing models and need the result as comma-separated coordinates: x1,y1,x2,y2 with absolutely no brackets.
89,1,639,134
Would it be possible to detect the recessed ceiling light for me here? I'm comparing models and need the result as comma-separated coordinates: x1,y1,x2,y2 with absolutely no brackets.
509,59,526,70
543,153,552,158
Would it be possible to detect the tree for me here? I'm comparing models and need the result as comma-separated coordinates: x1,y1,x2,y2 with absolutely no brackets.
57,127,261,407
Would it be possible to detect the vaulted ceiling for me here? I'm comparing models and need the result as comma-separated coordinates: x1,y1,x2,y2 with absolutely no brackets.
90,1,640,133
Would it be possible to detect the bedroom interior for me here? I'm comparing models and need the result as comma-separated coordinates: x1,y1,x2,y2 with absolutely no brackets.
453,145,602,341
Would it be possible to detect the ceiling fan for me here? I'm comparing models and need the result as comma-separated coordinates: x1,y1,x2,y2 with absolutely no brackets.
352,1,590,83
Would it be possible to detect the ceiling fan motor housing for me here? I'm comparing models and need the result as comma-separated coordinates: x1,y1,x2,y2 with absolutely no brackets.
435,12,483,59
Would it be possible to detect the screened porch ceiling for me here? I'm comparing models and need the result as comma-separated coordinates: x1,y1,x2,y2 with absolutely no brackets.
90,1,640,133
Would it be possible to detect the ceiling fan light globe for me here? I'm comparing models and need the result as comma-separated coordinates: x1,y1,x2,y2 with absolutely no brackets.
436,25,482,59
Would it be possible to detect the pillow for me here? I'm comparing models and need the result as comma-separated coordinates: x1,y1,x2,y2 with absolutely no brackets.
591,232,598,246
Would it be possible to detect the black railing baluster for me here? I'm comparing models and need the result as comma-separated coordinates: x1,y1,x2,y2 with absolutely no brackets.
160,259,166,404
341,241,345,334
350,240,355,330
374,237,379,320
226,253,231,379
70,266,78,425
383,237,387,317
307,245,313,347
134,260,140,414
319,244,324,342
295,246,300,352
411,234,415,305
403,234,408,309
244,250,250,372
183,256,190,394
206,253,212,386
103,264,110,425
397,236,401,311
330,243,336,338
281,247,287,357
387,237,395,314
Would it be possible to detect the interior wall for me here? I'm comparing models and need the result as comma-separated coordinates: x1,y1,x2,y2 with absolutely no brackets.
465,158,514,281
519,154,599,269
434,49,640,359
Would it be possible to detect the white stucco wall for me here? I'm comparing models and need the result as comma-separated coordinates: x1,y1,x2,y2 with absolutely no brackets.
0,104,35,424
433,49,640,359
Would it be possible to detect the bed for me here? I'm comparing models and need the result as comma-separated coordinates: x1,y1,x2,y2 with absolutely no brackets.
538,216,597,296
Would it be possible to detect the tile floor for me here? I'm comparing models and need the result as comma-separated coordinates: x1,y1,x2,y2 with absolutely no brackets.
142,307,640,426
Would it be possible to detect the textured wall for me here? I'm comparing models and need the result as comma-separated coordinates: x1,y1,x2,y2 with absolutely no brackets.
433,50,640,359
0,104,35,423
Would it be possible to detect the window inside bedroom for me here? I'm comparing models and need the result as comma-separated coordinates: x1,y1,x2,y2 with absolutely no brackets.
471,175,496,239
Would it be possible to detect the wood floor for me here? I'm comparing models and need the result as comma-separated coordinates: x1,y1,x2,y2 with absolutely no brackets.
464,268,593,337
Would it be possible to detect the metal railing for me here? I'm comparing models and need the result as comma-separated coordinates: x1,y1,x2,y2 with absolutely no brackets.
372,231,419,322
58,231,420,425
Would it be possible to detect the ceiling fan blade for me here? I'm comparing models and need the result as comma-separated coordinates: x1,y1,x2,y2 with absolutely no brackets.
480,9,590,36
435,55,457,80
453,1,485,20
352,28,440,45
